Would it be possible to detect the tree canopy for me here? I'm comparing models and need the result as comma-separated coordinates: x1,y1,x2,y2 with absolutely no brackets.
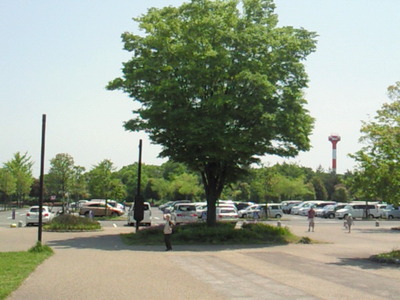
348,82,400,204
109,0,317,225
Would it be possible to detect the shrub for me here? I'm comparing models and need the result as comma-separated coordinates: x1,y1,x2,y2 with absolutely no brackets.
44,215,101,231
122,222,296,245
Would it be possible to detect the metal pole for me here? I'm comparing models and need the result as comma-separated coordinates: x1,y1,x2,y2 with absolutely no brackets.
38,114,46,243
137,139,142,196
134,139,144,232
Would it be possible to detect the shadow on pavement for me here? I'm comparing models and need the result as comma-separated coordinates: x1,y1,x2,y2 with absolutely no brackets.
45,233,277,253
356,228,400,234
330,257,399,270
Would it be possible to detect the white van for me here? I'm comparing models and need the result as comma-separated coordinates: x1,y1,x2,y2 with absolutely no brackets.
335,202,379,219
265,203,283,218
128,202,152,226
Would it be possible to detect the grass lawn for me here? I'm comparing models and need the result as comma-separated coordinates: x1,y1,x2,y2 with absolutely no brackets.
121,222,301,246
0,243,53,300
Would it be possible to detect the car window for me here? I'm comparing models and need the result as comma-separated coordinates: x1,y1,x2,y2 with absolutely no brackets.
178,205,196,212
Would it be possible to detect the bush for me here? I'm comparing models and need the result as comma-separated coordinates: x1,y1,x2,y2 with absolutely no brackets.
44,215,101,231
122,222,297,245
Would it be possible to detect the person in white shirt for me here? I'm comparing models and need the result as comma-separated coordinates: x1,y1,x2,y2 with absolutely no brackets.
163,214,174,251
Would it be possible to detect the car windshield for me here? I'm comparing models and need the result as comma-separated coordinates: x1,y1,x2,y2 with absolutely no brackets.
344,205,352,210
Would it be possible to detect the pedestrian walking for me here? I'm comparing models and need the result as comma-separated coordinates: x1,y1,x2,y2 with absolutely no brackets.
345,213,354,233
308,206,316,232
163,214,174,251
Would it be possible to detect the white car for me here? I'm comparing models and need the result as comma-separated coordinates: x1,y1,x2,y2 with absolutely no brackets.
216,207,238,222
170,203,198,225
238,204,259,218
335,202,380,219
127,202,152,226
26,206,54,226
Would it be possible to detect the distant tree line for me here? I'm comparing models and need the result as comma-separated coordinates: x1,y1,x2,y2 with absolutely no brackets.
1,151,352,209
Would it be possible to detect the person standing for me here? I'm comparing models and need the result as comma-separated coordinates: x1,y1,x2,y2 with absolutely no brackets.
308,206,316,232
346,213,354,233
163,214,174,251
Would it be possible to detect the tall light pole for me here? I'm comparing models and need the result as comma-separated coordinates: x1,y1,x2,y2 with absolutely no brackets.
328,134,341,173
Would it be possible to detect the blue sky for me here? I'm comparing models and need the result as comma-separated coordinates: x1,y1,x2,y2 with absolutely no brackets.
1,0,399,176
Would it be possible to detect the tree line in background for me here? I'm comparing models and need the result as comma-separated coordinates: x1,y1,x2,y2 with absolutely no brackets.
0,151,349,208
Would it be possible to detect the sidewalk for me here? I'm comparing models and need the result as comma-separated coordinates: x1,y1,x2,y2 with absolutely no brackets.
4,221,400,299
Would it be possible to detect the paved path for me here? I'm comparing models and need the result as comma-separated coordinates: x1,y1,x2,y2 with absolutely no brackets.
3,220,400,299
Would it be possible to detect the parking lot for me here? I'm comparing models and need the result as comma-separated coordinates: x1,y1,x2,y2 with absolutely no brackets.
2,207,400,299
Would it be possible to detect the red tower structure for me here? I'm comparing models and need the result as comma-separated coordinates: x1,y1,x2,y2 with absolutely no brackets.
328,134,341,173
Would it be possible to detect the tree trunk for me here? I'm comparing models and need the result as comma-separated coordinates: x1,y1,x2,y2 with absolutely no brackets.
201,162,227,227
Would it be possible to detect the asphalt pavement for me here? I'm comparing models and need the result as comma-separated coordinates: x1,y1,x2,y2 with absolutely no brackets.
2,215,400,300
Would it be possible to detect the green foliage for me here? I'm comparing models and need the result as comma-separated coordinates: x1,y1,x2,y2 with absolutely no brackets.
348,82,400,204
370,249,400,264
28,242,54,254
3,152,34,205
44,214,101,231
331,185,349,202
122,222,295,245
108,0,317,225
0,168,17,198
87,159,126,200
46,153,84,202
311,177,328,200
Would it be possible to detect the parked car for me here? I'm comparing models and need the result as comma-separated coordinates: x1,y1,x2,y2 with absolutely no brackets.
127,202,152,226
195,203,207,219
290,202,310,215
241,204,266,219
159,201,174,212
281,200,302,214
335,202,380,219
299,201,336,216
216,207,239,222
238,204,259,218
162,200,191,213
170,203,198,225
263,203,283,219
26,206,55,226
234,201,255,211
79,201,124,217
321,203,348,219
382,206,400,219
375,204,388,218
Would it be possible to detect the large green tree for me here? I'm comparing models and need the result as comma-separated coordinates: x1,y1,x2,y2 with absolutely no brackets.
348,82,400,204
3,152,34,206
108,0,317,225
87,160,126,201
46,153,80,207
0,168,17,208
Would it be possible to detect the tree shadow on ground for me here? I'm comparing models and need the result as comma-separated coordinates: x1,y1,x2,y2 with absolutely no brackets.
329,257,399,270
45,232,280,253
356,228,400,234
